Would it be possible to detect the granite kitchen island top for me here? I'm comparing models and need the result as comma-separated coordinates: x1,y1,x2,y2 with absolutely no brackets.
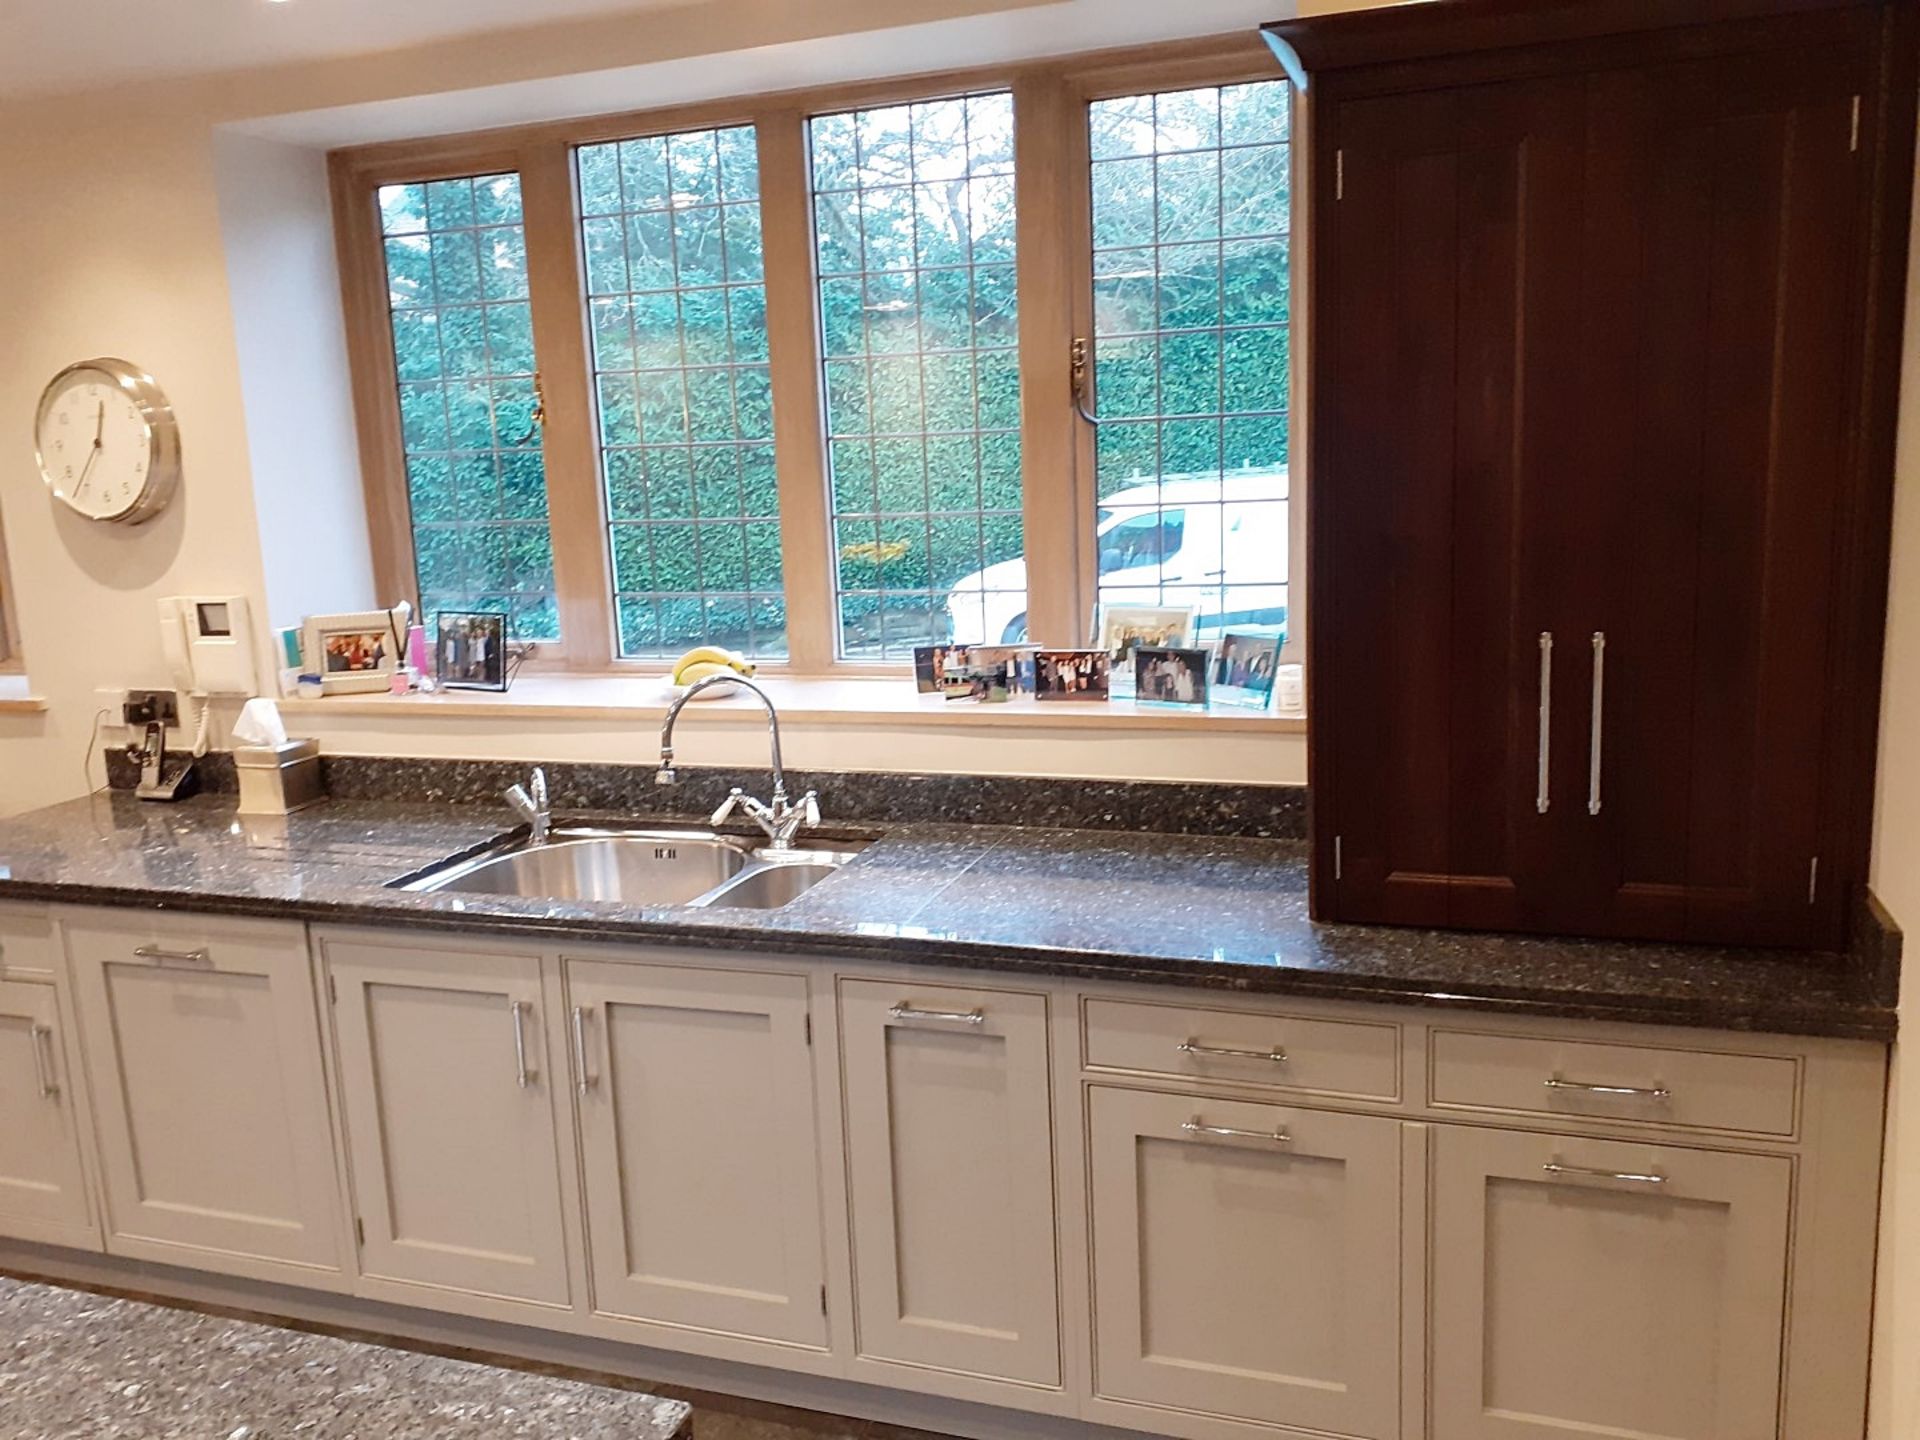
0,1274,693,1439
0,791,1894,1040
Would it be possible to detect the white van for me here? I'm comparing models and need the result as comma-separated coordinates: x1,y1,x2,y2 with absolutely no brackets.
944,467,1289,645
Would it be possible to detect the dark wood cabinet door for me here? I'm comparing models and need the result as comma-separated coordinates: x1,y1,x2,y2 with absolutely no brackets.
1316,77,1589,929
1576,39,1872,947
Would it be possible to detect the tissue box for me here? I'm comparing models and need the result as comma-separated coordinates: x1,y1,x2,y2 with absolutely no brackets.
234,739,323,815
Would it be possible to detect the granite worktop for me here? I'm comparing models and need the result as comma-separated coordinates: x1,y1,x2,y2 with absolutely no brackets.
0,791,1894,1040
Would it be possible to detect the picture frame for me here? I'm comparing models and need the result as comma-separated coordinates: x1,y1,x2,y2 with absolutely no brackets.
301,603,411,695
435,610,510,692
1096,604,1196,695
1210,631,1282,711
1134,646,1211,707
1034,649,1111,701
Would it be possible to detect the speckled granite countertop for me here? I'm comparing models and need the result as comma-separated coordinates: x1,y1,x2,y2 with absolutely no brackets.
0,792,1893,1040
0,1275,692,1439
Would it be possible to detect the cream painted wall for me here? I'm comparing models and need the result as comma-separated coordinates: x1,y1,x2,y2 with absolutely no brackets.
1867,130,1920,1440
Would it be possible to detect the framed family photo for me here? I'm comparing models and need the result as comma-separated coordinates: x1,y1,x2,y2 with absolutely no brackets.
1097,604,1195,696
1134,646,1210,707
1211,631,1282,710
435,610,510,692
301,603,411,695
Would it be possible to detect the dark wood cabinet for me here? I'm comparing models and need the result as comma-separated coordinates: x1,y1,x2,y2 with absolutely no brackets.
1272,0,1917,947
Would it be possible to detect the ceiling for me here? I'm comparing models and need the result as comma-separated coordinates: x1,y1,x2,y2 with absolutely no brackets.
0,0,696,99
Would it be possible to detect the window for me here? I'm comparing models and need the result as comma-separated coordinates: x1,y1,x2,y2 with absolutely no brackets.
1088,80,1292,644
811,94,1024,659
334,36,1290,679
376,173,558,640
578,126,786,660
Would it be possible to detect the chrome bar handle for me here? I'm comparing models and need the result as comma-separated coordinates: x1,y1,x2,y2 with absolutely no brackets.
1182,1117,1292,1145
30,1024,59,1099
1588,631,1606,816
1178,1039,1289,1064
1536,632,1553,814
1545,1075,1671,1101
134,944,210,966
889,1004,985,1026
510,1000,534,1089
571,1005,596,1095
1543,1161,1666,1186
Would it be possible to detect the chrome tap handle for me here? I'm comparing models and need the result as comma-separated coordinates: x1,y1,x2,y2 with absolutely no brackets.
801,792,820,828
530,767,547,810
712,788,744,825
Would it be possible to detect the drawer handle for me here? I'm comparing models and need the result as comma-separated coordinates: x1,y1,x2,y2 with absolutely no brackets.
30,1024,60,1099
1544,1075,1671,1102
1178,1038,1289,1064
889,1004,985,1026
1543,1160,1666,1187
510,1000,535,1089
133,945,210,966
1181,1117,1292,1145
571,1006,597,1096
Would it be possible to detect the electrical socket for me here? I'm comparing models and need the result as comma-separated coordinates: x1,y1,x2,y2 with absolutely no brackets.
122,690,180,727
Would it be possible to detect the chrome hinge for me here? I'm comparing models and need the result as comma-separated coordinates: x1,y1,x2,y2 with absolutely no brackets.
820,1284,828,1316
1809,856,1820,906
1334,835,1344,881
1850,95,1862,152
327,973,338,1005
354,1217,365,1247
804,1014,813,1047
1335,148,1345,201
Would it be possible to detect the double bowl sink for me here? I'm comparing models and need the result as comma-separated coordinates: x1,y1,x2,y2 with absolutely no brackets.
394,825,867,910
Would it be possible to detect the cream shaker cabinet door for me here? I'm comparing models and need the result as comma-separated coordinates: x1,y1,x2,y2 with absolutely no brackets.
1430,1125,1791,1440
568,960,827,1349
0,980,97,1248
1088,1086,1402,1439
65,917,343,1282
839,980,1060,1386
326,941,571,1308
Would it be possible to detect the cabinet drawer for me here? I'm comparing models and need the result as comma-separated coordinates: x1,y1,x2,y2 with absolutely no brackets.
1429,1029,1799,1138
1083,998,1399,1100
0,907,56,981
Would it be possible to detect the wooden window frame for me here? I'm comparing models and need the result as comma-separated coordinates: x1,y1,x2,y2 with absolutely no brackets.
0,503,21,673
330,32,1286,676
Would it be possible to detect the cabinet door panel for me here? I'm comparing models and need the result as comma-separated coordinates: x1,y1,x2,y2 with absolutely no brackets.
1582,42,1871,947
1320,77,1587,931
570,960,826,1349
0,980,96,1247
328,942,571,1308
1431,1125,1790,1440
1088,1086,1401,1438
65,918,342,1281
840,980,1058,1386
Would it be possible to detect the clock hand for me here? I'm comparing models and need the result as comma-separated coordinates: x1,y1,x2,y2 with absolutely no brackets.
74,406,104,495
94,400,105,446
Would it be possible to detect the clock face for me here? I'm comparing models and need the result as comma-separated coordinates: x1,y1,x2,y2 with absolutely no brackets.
34,360,178,523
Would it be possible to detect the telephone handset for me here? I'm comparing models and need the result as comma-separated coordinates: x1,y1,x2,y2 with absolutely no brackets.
158,596,258,757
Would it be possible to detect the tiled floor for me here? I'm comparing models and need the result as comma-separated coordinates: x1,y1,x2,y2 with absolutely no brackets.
0,1273,962,1440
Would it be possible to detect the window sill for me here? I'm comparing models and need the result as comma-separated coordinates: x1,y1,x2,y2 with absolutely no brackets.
276,672,1306,733
0,675,47,714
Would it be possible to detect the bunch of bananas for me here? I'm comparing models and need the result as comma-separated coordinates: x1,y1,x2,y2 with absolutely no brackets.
671,646,757,688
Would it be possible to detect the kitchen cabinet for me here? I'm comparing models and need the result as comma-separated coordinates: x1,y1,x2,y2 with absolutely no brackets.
63,914,345,1285
1086,1085,1402,1439
567,958,828,1349
1283,0,1918,946
323,938,573,1310
838,979,1060,1388
0,979,96,1249
1429,1124,1792,1440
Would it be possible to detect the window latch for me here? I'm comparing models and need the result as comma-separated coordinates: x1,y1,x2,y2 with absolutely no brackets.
507,370,547,447
1071,338,1102,427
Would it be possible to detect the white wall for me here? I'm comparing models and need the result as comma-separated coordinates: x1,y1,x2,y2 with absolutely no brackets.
1868,127,1920,1440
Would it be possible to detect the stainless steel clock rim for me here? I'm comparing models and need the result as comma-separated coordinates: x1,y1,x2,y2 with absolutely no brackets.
34,357,181,525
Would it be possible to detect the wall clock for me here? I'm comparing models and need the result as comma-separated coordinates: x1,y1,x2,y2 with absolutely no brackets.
34,358,181,524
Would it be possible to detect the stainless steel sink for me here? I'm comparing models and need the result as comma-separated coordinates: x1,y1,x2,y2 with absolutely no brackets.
395,825,864,910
